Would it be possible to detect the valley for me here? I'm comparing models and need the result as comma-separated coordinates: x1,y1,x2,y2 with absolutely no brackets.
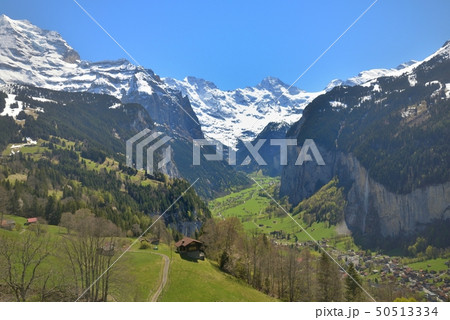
209,175,450,302
0,13,449,304
209,174,346,246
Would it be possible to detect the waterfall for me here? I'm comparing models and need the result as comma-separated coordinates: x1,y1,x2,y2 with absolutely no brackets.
362,170,369,233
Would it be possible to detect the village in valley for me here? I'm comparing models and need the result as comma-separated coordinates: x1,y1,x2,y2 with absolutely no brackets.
294,240,450,302
209,175,450,302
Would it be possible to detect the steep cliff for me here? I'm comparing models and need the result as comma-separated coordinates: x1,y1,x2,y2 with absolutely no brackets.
340,154,450,238
281,41,450,240
281,146,450,240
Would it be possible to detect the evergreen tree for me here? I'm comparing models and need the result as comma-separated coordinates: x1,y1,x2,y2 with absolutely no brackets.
317,252,342,301
345,263,363,302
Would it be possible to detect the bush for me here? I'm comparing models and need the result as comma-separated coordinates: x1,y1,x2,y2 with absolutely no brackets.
28,223,48,235
139,241,151,250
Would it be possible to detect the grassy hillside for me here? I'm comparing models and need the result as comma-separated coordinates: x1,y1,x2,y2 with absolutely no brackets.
209,174,357,250
0,135,210,234
407,258,450,272
0,216,274,302
157,245,276,302
111,249,164,302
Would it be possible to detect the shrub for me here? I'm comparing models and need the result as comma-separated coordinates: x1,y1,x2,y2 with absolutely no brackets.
139,241,151,250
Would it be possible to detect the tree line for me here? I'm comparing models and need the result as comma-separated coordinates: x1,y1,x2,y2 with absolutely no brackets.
199,217,367,301
0,209,122,301
199,216,421,302
0,147,210,235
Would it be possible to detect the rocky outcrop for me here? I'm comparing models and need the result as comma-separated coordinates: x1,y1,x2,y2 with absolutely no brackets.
236,121,291,176
339,154,450,237
62,49,80,64
280,147,450,238
123,83,203,140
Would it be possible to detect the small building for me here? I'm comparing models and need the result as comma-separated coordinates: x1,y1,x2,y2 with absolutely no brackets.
175,237,204,261
149,238,160,245
97,243,115,256
140,237,159,245
1,219,16,231
25,217,38,225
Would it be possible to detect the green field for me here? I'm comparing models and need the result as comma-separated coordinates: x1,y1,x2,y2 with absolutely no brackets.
0,214,275,302
5,173,27,183
159,245,276,302
209,174,277,225
407,258,450,272
0,214,64,235
209,174,348,246
0,219,162,302
112,248,164,301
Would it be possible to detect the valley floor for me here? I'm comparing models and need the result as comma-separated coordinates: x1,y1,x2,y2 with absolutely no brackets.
208,174,450,302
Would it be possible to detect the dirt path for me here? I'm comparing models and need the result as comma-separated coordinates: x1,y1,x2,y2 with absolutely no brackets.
149,252,170,302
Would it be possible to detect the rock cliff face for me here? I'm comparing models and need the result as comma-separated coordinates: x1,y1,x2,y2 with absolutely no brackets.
281,148,450,238
338,153,450,237
281,41,450,240
280,143,335,204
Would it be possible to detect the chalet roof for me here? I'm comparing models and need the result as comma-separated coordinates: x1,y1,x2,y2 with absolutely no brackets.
27,217,38,223
1,220,15,226
175,237,202,248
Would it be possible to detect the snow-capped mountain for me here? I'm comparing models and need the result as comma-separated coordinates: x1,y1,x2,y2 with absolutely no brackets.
163,76,323,146
164,60,425,146
1,14,448,149
324,60,420,91
0,14,202,139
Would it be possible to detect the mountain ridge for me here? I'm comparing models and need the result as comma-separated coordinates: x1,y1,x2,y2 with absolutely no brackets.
0,15,250,198
164,59,433,147
0,14,202,140
280,40,450,242
0,14,430,148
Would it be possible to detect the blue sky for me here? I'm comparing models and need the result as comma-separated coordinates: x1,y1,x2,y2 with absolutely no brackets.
2,0,450,91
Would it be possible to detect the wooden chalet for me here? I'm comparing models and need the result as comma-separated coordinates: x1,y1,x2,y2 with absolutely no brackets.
175,237,204,261
25,217,38,225
0,219,15,231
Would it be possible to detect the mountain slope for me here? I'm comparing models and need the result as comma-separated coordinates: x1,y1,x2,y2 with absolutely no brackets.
0,84,154,156
158,244,276,302
0,15,248,197
164,76,323,146
0,85,212,235
235,121,290,176
280,41,450,243
164,64,421,147
0,14,423,148
0,14,201,139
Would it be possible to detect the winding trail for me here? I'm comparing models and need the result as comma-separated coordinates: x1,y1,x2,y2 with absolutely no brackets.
149,252,170,302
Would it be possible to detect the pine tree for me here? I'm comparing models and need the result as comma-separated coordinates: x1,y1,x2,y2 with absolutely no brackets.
317,252,342,301
345,262,363,302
